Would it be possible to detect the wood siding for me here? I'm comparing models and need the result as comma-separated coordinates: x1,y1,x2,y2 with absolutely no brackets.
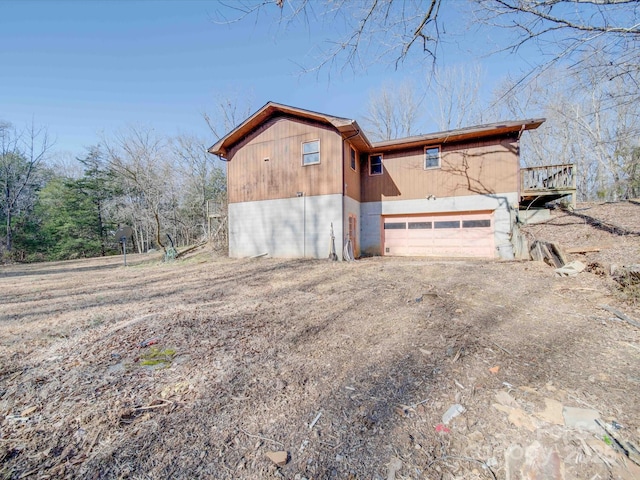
361,136,519,203
343,141,361,202
226,116,344,203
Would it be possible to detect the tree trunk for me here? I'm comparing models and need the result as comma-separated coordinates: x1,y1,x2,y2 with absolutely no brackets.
154,210,165,252
96,200,106,256
5,209,12,252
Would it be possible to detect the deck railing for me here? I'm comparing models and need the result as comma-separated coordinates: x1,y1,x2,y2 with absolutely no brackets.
521,164,576,192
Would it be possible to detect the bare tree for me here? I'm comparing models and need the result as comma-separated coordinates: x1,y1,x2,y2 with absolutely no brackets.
428,63,487,130
203,91,254,140
477,0,640,83
104,127,174,252
171,134,227,241
496,63,640,201
361,80,423,140
0,121,52,253
216,0,445,75
220,1,638,93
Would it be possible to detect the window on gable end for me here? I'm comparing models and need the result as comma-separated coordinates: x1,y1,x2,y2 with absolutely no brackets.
369,154,383,176
425,146,441,169
302,140,320,165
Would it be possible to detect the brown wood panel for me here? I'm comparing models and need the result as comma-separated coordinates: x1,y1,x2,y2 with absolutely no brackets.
343,141,361,201
226,116,343,203
361,136,519,202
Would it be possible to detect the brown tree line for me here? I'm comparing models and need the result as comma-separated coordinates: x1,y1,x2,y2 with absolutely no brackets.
0,124,227,262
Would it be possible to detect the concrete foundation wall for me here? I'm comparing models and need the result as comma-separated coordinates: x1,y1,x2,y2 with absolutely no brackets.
228,194,344,259
229,192,519,260
361,192,519,258
360,201,382,256
518,207,552,224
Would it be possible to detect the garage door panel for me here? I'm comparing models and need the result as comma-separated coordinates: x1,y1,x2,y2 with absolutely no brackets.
383,212,494,258
406,240,435,248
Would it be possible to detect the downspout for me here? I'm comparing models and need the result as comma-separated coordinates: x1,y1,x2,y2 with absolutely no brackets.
508,124,528,260
516,124,526,210
341,125,360,261
341,138,346,261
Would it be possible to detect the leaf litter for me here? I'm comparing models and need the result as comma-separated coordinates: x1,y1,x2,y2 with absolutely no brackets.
0,202,639,479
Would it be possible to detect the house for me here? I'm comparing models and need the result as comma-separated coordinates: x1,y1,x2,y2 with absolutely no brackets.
208,102,565,260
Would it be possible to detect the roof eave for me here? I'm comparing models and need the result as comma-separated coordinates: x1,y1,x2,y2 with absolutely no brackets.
370,118,546,152
207,101,358,158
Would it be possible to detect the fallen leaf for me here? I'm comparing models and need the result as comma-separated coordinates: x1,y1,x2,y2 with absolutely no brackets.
492,404,537,431
489,366,501,374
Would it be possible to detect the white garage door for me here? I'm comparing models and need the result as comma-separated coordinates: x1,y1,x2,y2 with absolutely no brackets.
383,211,495,258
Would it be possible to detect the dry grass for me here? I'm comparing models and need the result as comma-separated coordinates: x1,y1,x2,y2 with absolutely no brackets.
1,202,640,479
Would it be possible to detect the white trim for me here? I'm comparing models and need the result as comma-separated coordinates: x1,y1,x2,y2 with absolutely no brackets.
302,139,320,166
369,153,383,176
424,145,441,169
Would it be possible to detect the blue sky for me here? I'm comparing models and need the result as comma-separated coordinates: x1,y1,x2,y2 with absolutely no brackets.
0,0,536,159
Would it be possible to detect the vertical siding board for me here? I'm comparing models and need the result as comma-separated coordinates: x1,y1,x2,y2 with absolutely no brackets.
226,116,343,203
226,118,519,205
343,141,361,201
360,136,518,203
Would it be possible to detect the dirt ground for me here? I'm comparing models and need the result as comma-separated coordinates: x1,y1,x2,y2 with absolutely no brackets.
1,202,639,480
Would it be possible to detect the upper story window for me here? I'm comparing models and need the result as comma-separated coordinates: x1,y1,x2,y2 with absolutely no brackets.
369,154,383,176
302,140,320,165
425,146,441,169
350,146,357,171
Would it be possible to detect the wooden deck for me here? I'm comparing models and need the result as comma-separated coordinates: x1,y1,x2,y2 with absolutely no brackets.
520,164,576,208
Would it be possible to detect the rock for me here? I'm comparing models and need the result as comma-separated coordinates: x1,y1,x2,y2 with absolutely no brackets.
493,404,537,431
506,442,565,480
505,444,524,480
387,457,402,480
266,451,288,467
495,391,519,408
442,404,465,424
536,398,564,425
522,442,564,480
563,406,600,432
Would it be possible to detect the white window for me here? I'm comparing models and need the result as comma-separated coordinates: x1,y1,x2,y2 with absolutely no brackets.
425,146,441,169
302,140,320,165
369,154,383,175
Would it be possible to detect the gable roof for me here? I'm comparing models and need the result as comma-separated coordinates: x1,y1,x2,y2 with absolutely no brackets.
207,101,369,159
208,101,544,159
